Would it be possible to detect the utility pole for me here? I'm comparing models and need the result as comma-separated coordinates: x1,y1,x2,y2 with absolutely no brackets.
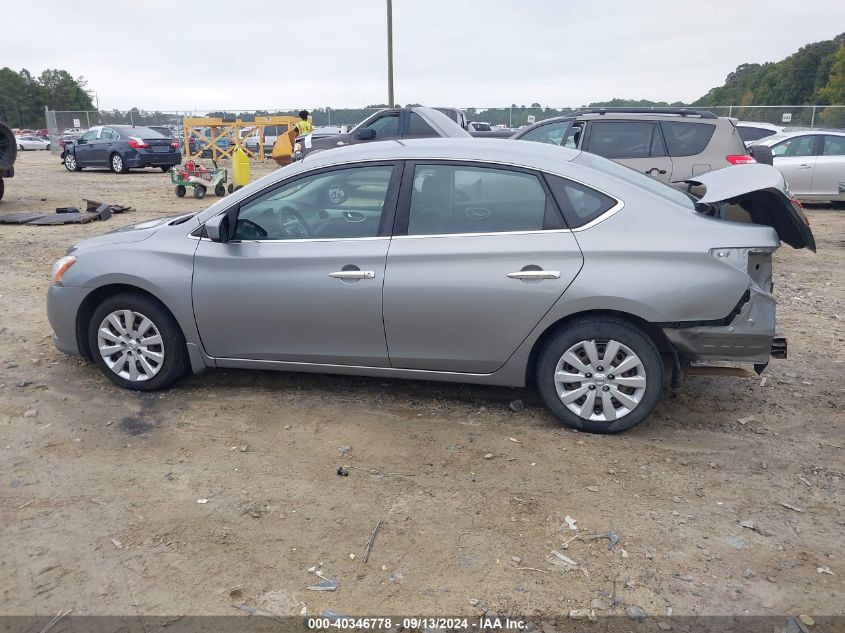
386,0,394,107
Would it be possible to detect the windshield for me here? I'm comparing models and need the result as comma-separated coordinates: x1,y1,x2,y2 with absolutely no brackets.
573,151,695,209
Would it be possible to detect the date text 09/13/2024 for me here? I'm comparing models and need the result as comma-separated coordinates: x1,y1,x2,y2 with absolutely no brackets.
306,617,527,630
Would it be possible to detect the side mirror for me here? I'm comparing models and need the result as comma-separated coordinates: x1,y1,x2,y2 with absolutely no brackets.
356,128,377,141
205,213,230,243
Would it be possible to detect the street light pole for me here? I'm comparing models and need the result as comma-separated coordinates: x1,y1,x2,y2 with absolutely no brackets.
386,0,394,107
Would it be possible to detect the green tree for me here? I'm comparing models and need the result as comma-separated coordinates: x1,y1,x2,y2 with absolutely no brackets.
817,43,845,104
38,69,94,111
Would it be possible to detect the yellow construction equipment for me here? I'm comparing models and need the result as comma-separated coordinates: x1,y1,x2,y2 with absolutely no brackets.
182,115,298,163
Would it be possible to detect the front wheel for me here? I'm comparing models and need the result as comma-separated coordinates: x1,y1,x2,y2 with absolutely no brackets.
536,316,663,433
88,293,188,391
193,185,206,199
64,152,81,171
110,153,128,174
175,185,186,198
214,184,226,197
160,166,170,173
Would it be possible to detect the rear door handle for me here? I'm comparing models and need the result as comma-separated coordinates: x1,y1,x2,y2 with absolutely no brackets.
798,164,812,169
645,167,667,175
329,270,375,280
507,270,560,280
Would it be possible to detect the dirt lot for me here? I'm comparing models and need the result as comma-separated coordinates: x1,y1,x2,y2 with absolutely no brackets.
0,150,843,619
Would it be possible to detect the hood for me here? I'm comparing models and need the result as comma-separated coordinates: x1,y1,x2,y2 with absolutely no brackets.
68,215,192,252
684,164,816,251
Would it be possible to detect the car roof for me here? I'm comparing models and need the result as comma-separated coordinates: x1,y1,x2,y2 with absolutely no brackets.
756,130,845,144
735,121,782,130
300,137,580,171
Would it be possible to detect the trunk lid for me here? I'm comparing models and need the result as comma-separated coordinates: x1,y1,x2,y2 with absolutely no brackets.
683,163,816,251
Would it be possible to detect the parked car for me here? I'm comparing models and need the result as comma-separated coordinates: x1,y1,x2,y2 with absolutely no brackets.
291,106,470,161
468,121,493,132
62,125,181,173
15,135,50,150
243,125,287,154
736,121,784,145
46,138,814,433
751,130,845,203
513,109,763,185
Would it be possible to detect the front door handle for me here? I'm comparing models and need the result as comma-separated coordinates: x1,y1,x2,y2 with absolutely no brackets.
507,270,561,280
329,270,375,280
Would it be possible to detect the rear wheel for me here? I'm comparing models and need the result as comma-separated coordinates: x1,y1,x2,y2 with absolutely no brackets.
193,185,206,199
160,165,170,173
536,316,663,433
214,184,225,197
88,293,188,391
0,178,4,201
175,185,186,198
110,153,128,174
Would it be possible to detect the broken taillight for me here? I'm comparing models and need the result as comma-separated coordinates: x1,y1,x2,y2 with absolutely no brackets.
127,137,148,149
726,155,756,165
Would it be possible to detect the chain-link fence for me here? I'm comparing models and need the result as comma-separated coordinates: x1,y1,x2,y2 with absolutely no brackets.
45,105,845,156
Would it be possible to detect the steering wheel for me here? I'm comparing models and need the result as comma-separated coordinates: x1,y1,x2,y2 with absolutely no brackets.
278,206,311,239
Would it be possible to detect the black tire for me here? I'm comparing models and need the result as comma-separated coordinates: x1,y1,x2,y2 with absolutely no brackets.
0,122,17,170
160,165,170,173
748,144,773,166
227,183,234,194
87,292,188,392
110,152,128,174
64,151,82,172
536,316,663,434
193,185,207,199
0,178,4,202
18,144,24,151
214,184,226,197
175,185,186,198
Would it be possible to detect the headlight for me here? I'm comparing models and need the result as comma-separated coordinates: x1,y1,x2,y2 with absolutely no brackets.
51,255,77,284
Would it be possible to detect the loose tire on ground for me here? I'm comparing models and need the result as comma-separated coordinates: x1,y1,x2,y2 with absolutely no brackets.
536,315,663,434
214,184,225,197
0,122,17,170
87,292,188,391
0,178,4,201
175,185,186,198
193,185,207,199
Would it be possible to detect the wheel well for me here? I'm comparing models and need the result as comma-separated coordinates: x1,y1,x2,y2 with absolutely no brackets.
75,284,182,360
524,310,673,384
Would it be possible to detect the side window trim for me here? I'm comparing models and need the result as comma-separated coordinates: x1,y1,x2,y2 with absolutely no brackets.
200,160,404,242
393,160,567,237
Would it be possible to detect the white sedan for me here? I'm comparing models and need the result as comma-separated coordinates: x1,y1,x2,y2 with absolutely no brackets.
16,135,50,151
753,130,845,204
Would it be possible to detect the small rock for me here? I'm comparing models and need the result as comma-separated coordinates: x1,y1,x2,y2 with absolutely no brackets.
239,445,249,453
16,380,32,388
799,615,814,626
283,424,291,430
338,446,351,455
657,620,673,631
673,495,682,503
590,599,608,611
484,453,494,460
586,485,600,492
568,608,595,622
626,605,646,621
726,536,745,550
816,566,834,575
197,498,208,504
109,538,123,549
511,556,522,564
676,574,693,582
388,571,403,583
737,415,755,425
508,400,525,412
336,467,349,477
624,579,636,590
468,598,479,607
767,576,777,583
620,548,629,558
23,409,38,418
608,468,617,475
743,568,756,579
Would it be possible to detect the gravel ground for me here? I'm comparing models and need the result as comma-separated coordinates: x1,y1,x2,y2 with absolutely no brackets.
0,150,843,619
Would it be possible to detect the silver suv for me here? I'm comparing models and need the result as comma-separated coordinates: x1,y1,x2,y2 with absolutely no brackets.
514,109,759,184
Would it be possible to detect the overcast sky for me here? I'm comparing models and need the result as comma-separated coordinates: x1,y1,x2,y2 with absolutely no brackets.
2,0,844,111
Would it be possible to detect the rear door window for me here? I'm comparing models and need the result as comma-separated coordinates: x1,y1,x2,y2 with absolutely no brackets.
586,121,663,159
738,126,776,143
545,174,618,228
406,164,559,236
519,121,582,148
822,135,845,156
660,122,716,157
405,112,438,138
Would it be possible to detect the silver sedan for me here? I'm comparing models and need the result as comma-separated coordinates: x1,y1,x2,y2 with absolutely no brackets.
753,130,845,204
47,139,814,433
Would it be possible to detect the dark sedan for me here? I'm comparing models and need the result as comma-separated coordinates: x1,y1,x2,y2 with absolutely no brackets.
63,125,181,173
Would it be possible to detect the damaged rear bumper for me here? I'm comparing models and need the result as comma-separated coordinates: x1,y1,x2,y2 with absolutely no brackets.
662,286,781,365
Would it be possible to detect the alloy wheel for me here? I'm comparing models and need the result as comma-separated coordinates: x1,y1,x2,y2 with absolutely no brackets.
97,310,164,382
112,154,123,172
65,154,76,170
554,338,647,422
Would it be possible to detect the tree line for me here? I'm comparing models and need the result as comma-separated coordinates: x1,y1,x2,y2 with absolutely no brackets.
0,68,94,128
